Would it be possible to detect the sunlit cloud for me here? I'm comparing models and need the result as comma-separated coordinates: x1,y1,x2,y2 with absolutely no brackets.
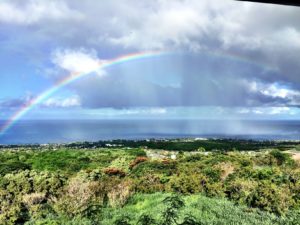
0,0,82,24
51,48,106,77
238,107,294,115
42,96,81,108
1,0,300,120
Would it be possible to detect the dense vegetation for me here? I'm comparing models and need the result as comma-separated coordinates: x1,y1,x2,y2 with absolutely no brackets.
65,139,300,151
0,139,300,224
3,138,300,151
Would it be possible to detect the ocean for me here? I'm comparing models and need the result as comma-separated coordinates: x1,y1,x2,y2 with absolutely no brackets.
0,119,300,144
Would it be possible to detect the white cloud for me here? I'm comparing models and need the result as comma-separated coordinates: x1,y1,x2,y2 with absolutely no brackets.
104,0,300,54
261,84,299,99
121,108,167,115
248,80,300,106
238,108,250,114
2,0,300,55
238,107,293,115
52,48,106,76
108,4,207,50
42,96,81,108
253,109,264,115
2,0,300,110
272,27,300,49
269,107,292,115
0,0,82,24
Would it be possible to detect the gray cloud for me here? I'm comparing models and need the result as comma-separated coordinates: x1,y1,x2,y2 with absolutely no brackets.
0,98,27,108
0,93,34,110
1,0,300,109
67,54,294,108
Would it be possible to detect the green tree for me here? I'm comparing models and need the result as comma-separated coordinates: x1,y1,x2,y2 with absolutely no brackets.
161,195,185,225
137,214,157,225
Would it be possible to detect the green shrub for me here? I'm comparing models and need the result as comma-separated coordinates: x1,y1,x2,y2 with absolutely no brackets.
253,167,274,180
202,168,221,182
1,170,34,195
137,214,157,225
226,179,257,205
134,174,165,193
161,195,185,225
108,180,134,207
127,148,147,157
79,169,103,181
0,170,66,198
1,146,300,223
114,215,131,225
131,160,177,177
204,182,225,198
184,154,202,162
0,161,31,176
180,214,202,225
167,173,207,194
28,150,91,173
32,171,66,196
52,177,104,217
269,150,294,166
249,181,295,215
0,202,29,225
109,156,133,173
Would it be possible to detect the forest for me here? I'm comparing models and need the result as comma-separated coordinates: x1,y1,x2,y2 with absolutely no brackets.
0,139,300,224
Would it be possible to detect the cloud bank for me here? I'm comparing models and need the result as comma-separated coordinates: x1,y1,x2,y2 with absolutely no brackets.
1,0,300,116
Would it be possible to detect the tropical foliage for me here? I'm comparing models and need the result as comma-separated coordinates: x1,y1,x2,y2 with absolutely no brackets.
0,143,299,224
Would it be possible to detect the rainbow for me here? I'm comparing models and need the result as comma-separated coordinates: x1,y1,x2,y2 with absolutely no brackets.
0,51,169,135
0,50,277,135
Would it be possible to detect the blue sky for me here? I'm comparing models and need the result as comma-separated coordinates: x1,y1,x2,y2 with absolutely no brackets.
1,0,300,122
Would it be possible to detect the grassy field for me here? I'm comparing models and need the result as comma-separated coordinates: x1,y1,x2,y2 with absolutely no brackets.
26,193,300,225
0,140,300,224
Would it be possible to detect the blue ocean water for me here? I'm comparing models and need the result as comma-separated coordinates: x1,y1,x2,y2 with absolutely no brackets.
0,119,300,144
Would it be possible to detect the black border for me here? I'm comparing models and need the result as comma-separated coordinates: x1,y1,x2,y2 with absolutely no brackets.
237,0,300,7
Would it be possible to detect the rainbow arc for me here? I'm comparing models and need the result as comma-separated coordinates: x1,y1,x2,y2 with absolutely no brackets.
0,50,277,135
